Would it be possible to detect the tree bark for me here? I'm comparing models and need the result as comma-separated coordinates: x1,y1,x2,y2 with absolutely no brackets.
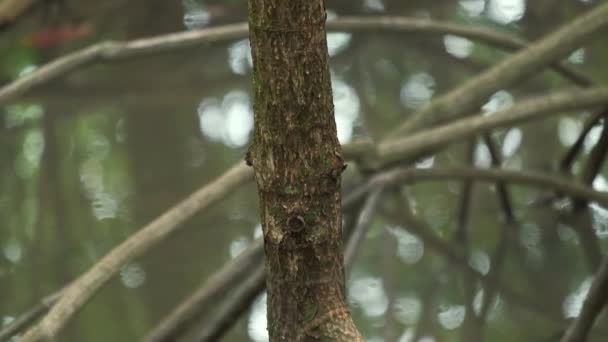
247,1,363,341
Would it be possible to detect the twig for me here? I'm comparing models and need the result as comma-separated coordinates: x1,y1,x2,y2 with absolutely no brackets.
560,109,608,174
388,192,565,328
195,264,266,342
142,180,368,341
0,16,594,106
378,87,608,165
388,3,608,137
561,258,608,342
476,135,517,329
0,0,36,27
21,163,253,342
483,134,516,223
143,239,264,342
370,167,608,209
0,290,62,341
570,115,608,271
344,188,383,269
454,141,482,342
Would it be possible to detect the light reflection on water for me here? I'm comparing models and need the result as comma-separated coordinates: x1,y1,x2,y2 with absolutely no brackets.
400,72,436,109
248,293,269,342
459,0,486,16
3,0,607,340
197,90,253,147
349,276,389,317
443,35,474,60
437,304,466,330
563,277,593,318
487,0,526,24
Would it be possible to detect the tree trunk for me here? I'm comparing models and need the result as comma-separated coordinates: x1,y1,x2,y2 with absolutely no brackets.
247,1,363,341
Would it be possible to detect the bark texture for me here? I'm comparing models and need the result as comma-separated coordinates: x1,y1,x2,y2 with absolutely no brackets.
247,1,363,341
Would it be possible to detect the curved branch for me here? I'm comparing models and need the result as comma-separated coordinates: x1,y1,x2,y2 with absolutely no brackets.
194,264,266,342
344,188,383,269
0,0,36,28
389,3,608,137
379,87,608,164
371,167,608,209
561,259,608,342
21,162,253,342
0,16,593,106
0,290,62,341
143,239,263,342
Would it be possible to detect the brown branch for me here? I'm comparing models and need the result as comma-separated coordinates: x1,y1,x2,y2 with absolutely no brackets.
143,239,264,342
0,0,36,28
387,192,566,328
567,114,608,271
195,264,266,342
370,167,608,209
560,109,608,173
454,141,482,342
388,3,608,137
561,259,608,342
378,87,608,165
0,16,594,106
142,179,368,342
344,188,383,269
476,135,517,329
0,290,62,341
21,162,253,341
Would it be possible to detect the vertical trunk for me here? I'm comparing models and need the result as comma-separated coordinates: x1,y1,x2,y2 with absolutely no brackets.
247,1,363,341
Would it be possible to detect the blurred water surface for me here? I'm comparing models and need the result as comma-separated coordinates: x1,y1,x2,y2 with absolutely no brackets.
1,0,608,341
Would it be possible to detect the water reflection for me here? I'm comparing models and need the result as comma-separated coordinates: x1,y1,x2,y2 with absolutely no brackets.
400,72,436,109
2,1,607,341
501,128,522,159
3,240,23,264
389,226,425,264
248,293,269,342
558,117,583,147
228,39,252,75
332,77,360,143
443,35,474,60
198,90,253,147
482,90,514,115
459,0,486,16
469,250,491,275
349,276,389,317
16,128,44,179
182,0,210,29
474,142,492,168
394,297,422,325
568,48,586,64
437,304,466,330
120,262,147,289
563,277,593,318
364,0,385,12
488,0,526,24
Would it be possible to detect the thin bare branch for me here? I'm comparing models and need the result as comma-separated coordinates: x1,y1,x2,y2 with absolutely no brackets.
371,167,608,209
389,3,608,137
0,16,594,106
561,259,608,342
195,264,266,342
143,239,264,342
379,87,608,165
0,0,36,27
344,188,383,269
0,290,62,341
21,163,253,342
560,109,608,173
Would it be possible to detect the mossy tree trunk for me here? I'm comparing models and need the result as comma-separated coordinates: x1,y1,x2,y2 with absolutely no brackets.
247,0,364,341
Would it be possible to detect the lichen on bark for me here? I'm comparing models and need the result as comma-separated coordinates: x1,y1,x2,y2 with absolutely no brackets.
247,0,363,341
